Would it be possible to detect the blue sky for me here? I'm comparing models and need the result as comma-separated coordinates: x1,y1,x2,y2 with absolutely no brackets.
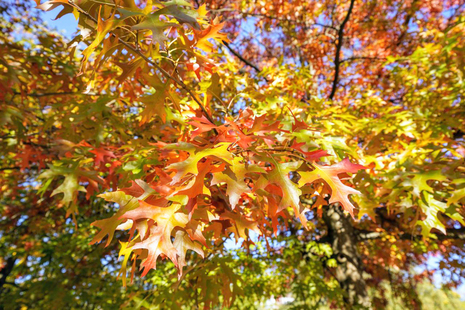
42,8,77,38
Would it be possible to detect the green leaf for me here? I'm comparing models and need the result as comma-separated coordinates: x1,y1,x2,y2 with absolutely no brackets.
448,179,465,206
402,170,447,198
417,192,447,237
51,173,86,206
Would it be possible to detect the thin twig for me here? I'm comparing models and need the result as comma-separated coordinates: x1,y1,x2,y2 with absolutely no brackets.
241,12,338,31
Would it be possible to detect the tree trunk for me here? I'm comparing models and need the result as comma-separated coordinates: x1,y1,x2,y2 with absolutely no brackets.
323,204,371,308
0,256,16,293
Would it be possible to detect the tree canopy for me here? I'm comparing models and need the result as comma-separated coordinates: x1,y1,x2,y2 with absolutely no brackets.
1,0,465,309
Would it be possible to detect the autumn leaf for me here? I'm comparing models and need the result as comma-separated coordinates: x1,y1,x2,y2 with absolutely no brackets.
448,179,465,206
417,192,447,237
121,201,188,276
36,0,73,19
194,22,228,52
222,210,261,242
132,17,177,46
82,12,121,67
210,157,256,209
38,165,87,210
299,158,365,217
255,159,308,226
90,191,139,246
90,147,116,167
173,230,204,275
166,142,233,184
402,170,447,198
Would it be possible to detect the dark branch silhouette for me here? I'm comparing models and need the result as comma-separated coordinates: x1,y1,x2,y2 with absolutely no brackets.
222,41,262,73
328,0,356,100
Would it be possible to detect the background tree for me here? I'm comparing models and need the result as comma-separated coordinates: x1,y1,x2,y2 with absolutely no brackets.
1,0,465,309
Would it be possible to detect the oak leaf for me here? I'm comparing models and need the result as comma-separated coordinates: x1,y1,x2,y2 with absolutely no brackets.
122,201,189,276
299,158,365,217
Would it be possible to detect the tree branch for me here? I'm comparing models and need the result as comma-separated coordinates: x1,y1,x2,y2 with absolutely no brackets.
222,41,261,73
356,228,465,241
395,0,418,47
341,56,386,63
0,257,17,292
356,230,383,241
328,0,355,100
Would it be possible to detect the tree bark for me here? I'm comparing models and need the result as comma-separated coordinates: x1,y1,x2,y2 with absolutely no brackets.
323,204,371,308
0,256,16,293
